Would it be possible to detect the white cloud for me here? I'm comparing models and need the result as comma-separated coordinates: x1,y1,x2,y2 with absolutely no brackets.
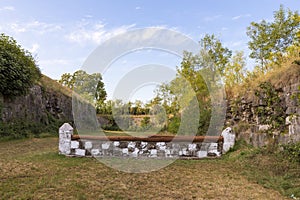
39,58,73,66
135,6,141,10
84,14,93,18
66,21,135,45
232,14,251,20
232,15,241,20
6,20,61,34
0,6,15,11
204,15,222,22
231,41,242,47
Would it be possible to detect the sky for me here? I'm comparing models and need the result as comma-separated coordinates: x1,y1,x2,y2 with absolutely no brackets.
0,0,299,101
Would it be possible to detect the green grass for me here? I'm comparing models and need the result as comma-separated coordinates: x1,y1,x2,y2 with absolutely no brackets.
223,140,300,198
0,137,296,199
39,75,72,97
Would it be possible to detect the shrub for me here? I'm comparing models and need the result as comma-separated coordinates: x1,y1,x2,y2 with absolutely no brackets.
0,33,41,98
281,142,300,163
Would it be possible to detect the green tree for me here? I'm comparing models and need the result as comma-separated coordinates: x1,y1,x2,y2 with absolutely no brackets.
199,34,232,77
58,73,73,89
154,34,230,135
247,5,300,71
59,70,107,107
224,51,246,88
0,33,41,97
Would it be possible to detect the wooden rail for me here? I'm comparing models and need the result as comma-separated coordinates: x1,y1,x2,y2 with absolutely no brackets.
71,135,224,143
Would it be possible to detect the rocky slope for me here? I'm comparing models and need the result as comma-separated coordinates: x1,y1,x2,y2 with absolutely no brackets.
226,64,300,147
0,75,73,135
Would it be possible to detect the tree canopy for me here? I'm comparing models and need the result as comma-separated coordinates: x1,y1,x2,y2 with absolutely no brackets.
59,70,107,107
247,5,300,71
0,33,41,97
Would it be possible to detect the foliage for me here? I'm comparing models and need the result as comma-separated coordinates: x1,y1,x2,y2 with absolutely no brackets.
254,82,286,136
0,33,41,98
199,34,232,77
99,115,121,131
224,140,300,198
290,85,300,105
59,70,107,109
224,51,246,89
233,122,250,137
167,116,180,133
247,5,300,71
0,118,61,140
152,34,232,135
281,142,300,163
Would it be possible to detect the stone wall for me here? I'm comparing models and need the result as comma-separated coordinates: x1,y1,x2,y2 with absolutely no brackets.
1,84,73,126
226,67,300,147
59,123,235,159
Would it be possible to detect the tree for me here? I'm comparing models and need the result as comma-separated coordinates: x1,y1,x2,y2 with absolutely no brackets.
224,51,246,88
247,5,300,71
199,34,232,77
154,34,231,135
58,73,73,89
0,33,41,97
59,70,107,107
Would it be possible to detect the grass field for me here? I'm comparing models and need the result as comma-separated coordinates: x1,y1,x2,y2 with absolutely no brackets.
0,137,298,199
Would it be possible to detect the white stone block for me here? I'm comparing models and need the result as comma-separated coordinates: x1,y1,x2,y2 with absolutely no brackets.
131,148,139,157
59,141,71,155
113,141,120,147
59,123,73,133
208,143,218,151
150,149,157,157
197,151,207,158
188,144,197,151
221,127,236,153
165,149,171,156
85,141,93,149
75,149,86,156
128,142,136,149
71,141,79,149
102,143,110,150
58,123,73,155
157,142,166,150
141,142,148,149
179,151,183,156
91,149,100,156
182,149,188,156
122,148,129,154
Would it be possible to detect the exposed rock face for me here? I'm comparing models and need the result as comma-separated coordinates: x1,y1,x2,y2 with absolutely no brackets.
226,68,300,147
1,84,73,125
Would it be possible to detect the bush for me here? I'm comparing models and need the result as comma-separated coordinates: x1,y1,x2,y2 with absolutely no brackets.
167,116,180,134
0,115,63,140
281,142,300,163
0,33,41,98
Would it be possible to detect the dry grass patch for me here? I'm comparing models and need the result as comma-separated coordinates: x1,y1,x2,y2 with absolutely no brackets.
0,138,290,199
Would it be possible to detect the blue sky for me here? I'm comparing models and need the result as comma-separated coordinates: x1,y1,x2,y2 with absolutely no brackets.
0,0,299,101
